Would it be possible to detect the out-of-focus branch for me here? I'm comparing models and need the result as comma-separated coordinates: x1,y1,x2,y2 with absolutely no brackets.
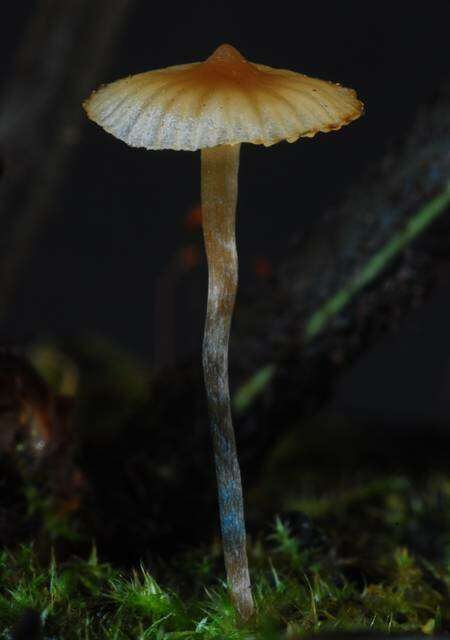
0,0,136,322
234,181,450,413
232,82,450,414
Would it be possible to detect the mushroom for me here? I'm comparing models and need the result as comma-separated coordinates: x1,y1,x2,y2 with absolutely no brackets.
83,44,363,620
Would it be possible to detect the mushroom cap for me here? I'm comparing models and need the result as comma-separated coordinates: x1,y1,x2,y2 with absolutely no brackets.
84,44,363,151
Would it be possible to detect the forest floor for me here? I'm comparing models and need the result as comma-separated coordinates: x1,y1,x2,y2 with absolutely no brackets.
1,472,450,639
2,341,450,638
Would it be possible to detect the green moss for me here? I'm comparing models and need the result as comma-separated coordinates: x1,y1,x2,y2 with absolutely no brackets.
1,475,450,638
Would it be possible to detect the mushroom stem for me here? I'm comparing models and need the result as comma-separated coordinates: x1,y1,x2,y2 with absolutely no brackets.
201,143,254,621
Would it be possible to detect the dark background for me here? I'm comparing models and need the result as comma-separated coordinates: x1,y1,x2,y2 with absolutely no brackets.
1,1,450,418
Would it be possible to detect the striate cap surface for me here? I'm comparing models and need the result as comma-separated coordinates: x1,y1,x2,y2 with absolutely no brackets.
83,44,364,151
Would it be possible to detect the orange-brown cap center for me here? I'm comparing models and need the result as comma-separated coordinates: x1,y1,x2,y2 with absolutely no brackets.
206,44,248,64
202,44,259,84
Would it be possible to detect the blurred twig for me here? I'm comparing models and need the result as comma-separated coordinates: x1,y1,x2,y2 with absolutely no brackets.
0,0,136,323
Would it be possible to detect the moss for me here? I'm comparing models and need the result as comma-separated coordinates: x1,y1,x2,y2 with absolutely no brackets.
1,474,450,638
3,343,450,636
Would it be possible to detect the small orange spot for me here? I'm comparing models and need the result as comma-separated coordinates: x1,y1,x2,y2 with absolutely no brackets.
179,244,201,271
184,204,202,231
253,256,273,280
57,495,82,516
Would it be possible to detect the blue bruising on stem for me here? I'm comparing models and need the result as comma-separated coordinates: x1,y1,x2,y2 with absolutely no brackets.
217,477,246,548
